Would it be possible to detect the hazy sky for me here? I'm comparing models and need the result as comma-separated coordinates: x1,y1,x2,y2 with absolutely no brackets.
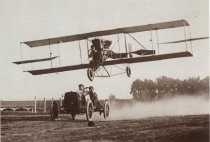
0,0,209,100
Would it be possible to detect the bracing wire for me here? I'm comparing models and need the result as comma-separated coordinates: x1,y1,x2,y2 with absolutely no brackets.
118,29,147,50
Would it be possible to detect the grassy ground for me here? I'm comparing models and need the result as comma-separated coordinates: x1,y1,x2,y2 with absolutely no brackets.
1,114,209,142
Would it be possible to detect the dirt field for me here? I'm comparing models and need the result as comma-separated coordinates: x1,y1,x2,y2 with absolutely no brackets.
1,114,209,142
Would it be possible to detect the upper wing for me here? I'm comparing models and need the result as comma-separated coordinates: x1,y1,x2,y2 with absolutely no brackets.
26,51,192,75
159,37,209,44
27,63,90,75
24,20,189,47
13,56,59,64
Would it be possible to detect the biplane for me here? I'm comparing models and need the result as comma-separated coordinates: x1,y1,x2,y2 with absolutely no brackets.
13,20,208,81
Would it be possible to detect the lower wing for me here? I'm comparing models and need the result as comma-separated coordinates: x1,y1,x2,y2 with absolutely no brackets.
26,51,192,75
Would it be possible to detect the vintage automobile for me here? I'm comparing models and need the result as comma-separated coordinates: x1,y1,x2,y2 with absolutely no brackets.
50,88,110,121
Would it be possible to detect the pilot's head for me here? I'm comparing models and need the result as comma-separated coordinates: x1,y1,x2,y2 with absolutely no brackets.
92,38,99,44
91,45,95,50
79,84,84,90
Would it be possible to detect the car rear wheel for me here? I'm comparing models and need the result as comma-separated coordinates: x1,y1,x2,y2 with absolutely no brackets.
104,100,110,119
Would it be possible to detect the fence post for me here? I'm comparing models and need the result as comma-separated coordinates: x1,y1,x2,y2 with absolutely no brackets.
43,98,46,113
60,95,63,107
34,96,37,114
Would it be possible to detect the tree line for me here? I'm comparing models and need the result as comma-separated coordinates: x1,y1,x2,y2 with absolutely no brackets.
130,76,209,101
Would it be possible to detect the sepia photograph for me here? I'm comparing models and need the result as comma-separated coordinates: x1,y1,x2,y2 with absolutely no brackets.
0,0,209,141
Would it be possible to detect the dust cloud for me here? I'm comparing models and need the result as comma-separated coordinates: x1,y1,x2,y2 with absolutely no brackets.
107,95,209,120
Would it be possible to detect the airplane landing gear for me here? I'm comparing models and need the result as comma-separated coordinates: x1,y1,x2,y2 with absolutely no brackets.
126,66,131,77
87,68,94,81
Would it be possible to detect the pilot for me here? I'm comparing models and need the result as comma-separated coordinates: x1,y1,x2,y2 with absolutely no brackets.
103,40,112,49
89,86,102,110
90,39,102,70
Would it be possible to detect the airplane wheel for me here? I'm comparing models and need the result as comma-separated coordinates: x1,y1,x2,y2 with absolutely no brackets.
71,113,76,120
126,66,131,77
86,100,94,121
87,68,94,81
50,101,58,121
103,100,110,119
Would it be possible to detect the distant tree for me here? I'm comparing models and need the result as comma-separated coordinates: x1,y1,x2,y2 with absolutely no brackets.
130,79,144,94
130,76,209,102
130,79,145,101
175,79,185,94
156,76,175,95
185,77,202,94
201,76,209,92
144,79,156,92
109,94,116,100
131,79,156,101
